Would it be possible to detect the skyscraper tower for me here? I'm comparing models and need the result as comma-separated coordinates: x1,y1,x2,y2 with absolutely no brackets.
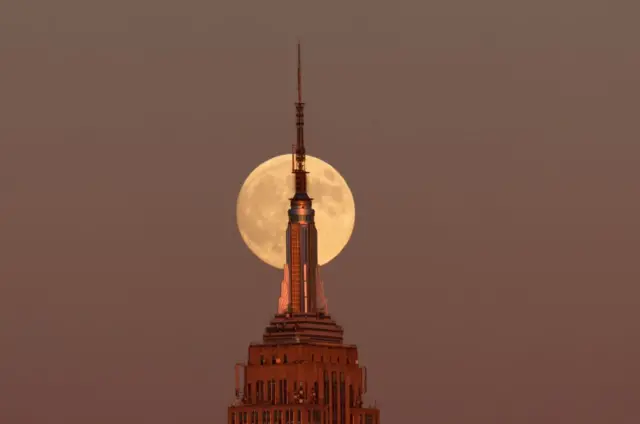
227,44,381,424
284,41,323,316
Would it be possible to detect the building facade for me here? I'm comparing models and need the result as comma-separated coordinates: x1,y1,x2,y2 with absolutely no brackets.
227,45,380,424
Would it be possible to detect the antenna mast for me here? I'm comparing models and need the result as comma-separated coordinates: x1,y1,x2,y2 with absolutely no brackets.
293,41,307,194
297,41,303,104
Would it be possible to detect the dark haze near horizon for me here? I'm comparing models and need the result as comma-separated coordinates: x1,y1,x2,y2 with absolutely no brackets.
1,1,639,423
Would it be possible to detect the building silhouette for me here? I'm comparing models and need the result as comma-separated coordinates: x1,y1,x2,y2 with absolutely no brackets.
227,44,381,424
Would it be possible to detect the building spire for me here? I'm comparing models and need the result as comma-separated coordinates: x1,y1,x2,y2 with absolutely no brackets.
281,41,324,317
293,40,307,195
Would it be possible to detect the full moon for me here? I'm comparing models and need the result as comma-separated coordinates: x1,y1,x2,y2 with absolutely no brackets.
237,154,356,269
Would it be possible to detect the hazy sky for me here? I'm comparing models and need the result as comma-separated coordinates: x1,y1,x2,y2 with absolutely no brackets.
1,1,639,423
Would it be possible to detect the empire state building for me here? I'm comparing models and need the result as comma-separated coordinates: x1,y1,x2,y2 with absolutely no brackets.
227,44,381,424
